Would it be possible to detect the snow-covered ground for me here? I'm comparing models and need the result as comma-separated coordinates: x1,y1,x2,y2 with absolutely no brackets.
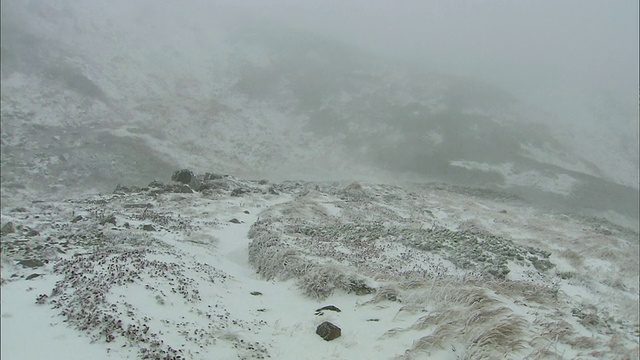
2,174,638,359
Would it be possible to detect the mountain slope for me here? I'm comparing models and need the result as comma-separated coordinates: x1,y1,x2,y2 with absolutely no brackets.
1,1,638,221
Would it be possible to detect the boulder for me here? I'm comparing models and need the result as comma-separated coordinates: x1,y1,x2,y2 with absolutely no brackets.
171,169,194,184
316,321,341,341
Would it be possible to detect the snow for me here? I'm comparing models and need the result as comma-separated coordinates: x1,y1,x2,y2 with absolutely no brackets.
1,176,638,359
1,277,113,360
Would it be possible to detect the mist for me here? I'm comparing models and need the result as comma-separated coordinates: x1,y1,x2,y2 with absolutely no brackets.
1,0,638,223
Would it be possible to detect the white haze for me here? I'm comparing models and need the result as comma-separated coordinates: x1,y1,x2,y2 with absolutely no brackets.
70,0,638,184
251,0,640,166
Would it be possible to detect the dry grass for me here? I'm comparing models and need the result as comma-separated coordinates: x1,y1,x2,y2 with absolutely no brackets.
409,323,457,353
559,248,584,267
567,335,600,349
365,286,402,304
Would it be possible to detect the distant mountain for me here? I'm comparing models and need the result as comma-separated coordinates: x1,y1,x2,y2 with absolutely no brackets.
1,1,637,223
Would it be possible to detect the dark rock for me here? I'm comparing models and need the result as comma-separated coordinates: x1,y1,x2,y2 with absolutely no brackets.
18,259,45,268
26,273,41,280
316,305,341,313
148,180,164,188
177,184,193,193
229,218,242,224
250,291,263,296
172,169,194,184
316,322,341,341
1,222,16,235
142,224,156,231
268,186,279,195
244,210,250,214
71,215,84,223
499,209,508,214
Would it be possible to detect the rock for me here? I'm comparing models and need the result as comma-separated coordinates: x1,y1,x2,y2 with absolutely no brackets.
1,222,16,235
316,322,341,341
18,259,45,268
113,184,129,194
499,209,508,214
231,188,247,197
203,172,224,181
316,305,341,313
229,218,242,224
71,215,84,223
172,169,194,184
142,224,156,231
244,210,250,214
200,179,229,191
177,184,193,193
170,169,203,190
26,273,41,280
26,229,40,237
148,180,164,188
250,291,263,296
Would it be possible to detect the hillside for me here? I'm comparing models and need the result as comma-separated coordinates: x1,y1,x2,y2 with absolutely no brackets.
1,1,638,224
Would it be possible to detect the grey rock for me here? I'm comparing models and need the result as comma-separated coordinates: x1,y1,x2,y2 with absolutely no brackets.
1,222,16,235
148,180,164,188
203,172,224,181
18,259,45,268
26,273,41,280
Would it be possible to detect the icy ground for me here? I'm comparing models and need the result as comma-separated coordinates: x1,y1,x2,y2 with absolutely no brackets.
1,175,638,359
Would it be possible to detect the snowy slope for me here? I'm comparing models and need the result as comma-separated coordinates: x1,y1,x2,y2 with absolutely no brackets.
2,174,638,359
1,0,638,224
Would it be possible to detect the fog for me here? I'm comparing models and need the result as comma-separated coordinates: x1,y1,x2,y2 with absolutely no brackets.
1,0,638,222
229,1,638,115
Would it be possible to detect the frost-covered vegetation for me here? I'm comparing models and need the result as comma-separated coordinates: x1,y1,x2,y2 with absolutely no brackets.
1,174,638,359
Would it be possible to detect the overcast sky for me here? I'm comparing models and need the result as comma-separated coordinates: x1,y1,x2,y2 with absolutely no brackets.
229,0,638,124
